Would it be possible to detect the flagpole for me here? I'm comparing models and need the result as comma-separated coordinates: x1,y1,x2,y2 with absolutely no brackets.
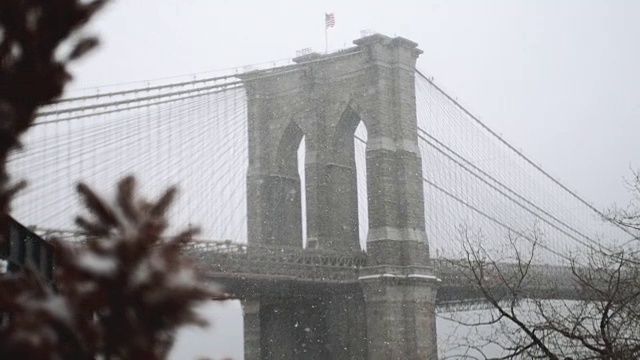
325,26,328,54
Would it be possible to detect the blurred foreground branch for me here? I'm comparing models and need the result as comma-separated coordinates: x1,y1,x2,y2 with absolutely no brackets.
0,2,227,359
0,0,106,239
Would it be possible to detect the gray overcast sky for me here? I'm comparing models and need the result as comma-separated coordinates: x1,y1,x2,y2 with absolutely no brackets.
69,0,640,209
59,1,640,358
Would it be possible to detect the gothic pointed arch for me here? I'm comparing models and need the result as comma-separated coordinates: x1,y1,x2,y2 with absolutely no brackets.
332,104,362,159
274,119,304,177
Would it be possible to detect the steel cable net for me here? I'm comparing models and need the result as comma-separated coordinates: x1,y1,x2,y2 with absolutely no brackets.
415,71,633,265
8,66,632,264
8,78,249,243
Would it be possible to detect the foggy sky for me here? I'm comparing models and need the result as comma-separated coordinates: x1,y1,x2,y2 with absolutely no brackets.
57,1,640,358
70,0,640,209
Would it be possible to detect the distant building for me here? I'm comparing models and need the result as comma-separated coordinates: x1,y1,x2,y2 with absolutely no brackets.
1,216,55,281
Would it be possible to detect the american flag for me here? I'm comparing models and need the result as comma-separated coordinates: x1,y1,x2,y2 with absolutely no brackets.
325,13,335,29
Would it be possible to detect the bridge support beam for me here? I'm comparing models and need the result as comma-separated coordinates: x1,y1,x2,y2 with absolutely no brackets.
361,279,438,359
241,295,367,360
242,300,261,360
323,293,368,359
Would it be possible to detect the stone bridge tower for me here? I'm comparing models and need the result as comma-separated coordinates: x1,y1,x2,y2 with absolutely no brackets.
240,34,438,360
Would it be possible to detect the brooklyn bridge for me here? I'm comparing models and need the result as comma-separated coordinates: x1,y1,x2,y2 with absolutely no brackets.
5,34,633,359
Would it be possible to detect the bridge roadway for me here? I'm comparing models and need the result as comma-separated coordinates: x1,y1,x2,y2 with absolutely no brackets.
183,240,583,312
8,224,583,313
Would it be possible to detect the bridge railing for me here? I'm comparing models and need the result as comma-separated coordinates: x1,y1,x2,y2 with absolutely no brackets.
182,240,368,269
30,232,585,299
182,240,369,283
432,257,583,302
37,233,368,270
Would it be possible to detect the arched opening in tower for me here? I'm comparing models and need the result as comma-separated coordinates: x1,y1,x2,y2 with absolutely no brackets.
269,120,304,248
297,135,307,248
354,121,368,251
325,107,365,251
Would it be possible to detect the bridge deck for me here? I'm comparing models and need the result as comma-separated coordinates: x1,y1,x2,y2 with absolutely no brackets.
182,240,583,308
10,229,584,311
